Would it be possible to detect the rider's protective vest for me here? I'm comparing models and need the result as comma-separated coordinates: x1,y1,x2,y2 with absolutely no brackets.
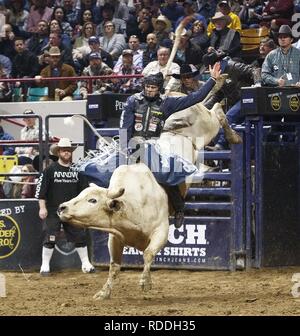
132,93,165,139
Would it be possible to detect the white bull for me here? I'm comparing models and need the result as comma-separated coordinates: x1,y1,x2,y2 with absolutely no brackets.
58,163,169,300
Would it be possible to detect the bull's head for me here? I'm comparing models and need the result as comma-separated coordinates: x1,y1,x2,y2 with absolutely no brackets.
57,183,125,229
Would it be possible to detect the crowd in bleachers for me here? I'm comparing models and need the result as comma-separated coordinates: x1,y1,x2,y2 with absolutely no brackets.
0,0,297,101
0,0,299,198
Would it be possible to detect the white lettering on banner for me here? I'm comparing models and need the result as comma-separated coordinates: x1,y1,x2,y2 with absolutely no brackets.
0,273,6,298
54,171,78,179
0,206,26,216
123,225,208,260
0,208,12,216
115,100,125,111
14,206,25,214
168,225,207,245
88,104,99,109
185,225,207,245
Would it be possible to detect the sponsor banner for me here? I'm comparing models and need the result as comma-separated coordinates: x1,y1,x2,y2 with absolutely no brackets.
0,200,82,270
0,200,43,270
91,221,231,269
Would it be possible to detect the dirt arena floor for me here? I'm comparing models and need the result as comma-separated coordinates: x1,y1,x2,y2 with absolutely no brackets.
1,267,300,316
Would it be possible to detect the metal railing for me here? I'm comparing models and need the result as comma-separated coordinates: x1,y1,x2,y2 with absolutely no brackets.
1,74,144,97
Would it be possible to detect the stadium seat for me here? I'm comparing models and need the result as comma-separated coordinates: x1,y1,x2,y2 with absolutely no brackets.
12,87,23,102
240,26,270,63
26,87,48,101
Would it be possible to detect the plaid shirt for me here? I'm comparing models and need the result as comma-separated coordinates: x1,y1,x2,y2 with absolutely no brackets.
261,46,300,86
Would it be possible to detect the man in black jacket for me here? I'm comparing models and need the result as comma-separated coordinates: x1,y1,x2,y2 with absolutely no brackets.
11,37,40,81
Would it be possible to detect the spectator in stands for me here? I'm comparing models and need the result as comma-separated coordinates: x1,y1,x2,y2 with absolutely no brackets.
36,137,95,276
0,63,12,102
83,35,114,68
48,19,72,49
77,0,101,25
63,0,80,28
72,9,95,41
173,28,204,68
0,24,16,59
99,20,127,61
42,32,74,67
12,163,37,199
0,53,12,76
152,15,172,46
239,0,263,29
51,6,73,39
259,0,294,33
171,63,204,94
136,16,154,44
190,19,209,51
175,0,207,31
11,37,40,90
160,0,184,29
203,12,241,64
251,37,276,68
73,21,95,50
142,46,180,93
207,1,241,36
27,0,53,33
26,20,49,57
197,0,217,21
126,6,152,39
112,49,143,93
114,34,143,69
0,0,11,24
80,51,113,98
8,0,30,39
15,109,41,164
0,121,15,156
142,32,158,68
110,0,130,21
96,2,126,36
261,25,300,87
35,46,77,100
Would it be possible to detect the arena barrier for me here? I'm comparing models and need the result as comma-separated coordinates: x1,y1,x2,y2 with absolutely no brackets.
0,199,86,271
243,87,300,267
89,127,247,271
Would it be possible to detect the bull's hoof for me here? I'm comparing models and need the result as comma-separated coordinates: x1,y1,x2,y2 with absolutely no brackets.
93,290,111,300
139,279,152,292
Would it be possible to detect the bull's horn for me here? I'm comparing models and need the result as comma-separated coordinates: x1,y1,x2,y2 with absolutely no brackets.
107,188,125,199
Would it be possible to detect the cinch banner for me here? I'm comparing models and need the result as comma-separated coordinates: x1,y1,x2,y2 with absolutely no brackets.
91,220,232,270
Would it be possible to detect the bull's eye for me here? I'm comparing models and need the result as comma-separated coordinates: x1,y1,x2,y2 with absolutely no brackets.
88,198,97,204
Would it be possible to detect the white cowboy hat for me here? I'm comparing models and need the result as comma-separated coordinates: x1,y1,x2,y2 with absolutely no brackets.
51,138,77,156
211,12,232,26
153,15,172,32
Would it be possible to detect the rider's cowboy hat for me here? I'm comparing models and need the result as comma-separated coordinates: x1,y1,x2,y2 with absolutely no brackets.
51,138,77,156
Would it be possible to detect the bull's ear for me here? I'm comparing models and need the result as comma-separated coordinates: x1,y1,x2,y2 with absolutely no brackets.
106,199,123,212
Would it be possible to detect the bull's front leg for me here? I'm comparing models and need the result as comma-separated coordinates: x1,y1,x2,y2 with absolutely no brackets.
93,234,123,300
140,223,169,292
